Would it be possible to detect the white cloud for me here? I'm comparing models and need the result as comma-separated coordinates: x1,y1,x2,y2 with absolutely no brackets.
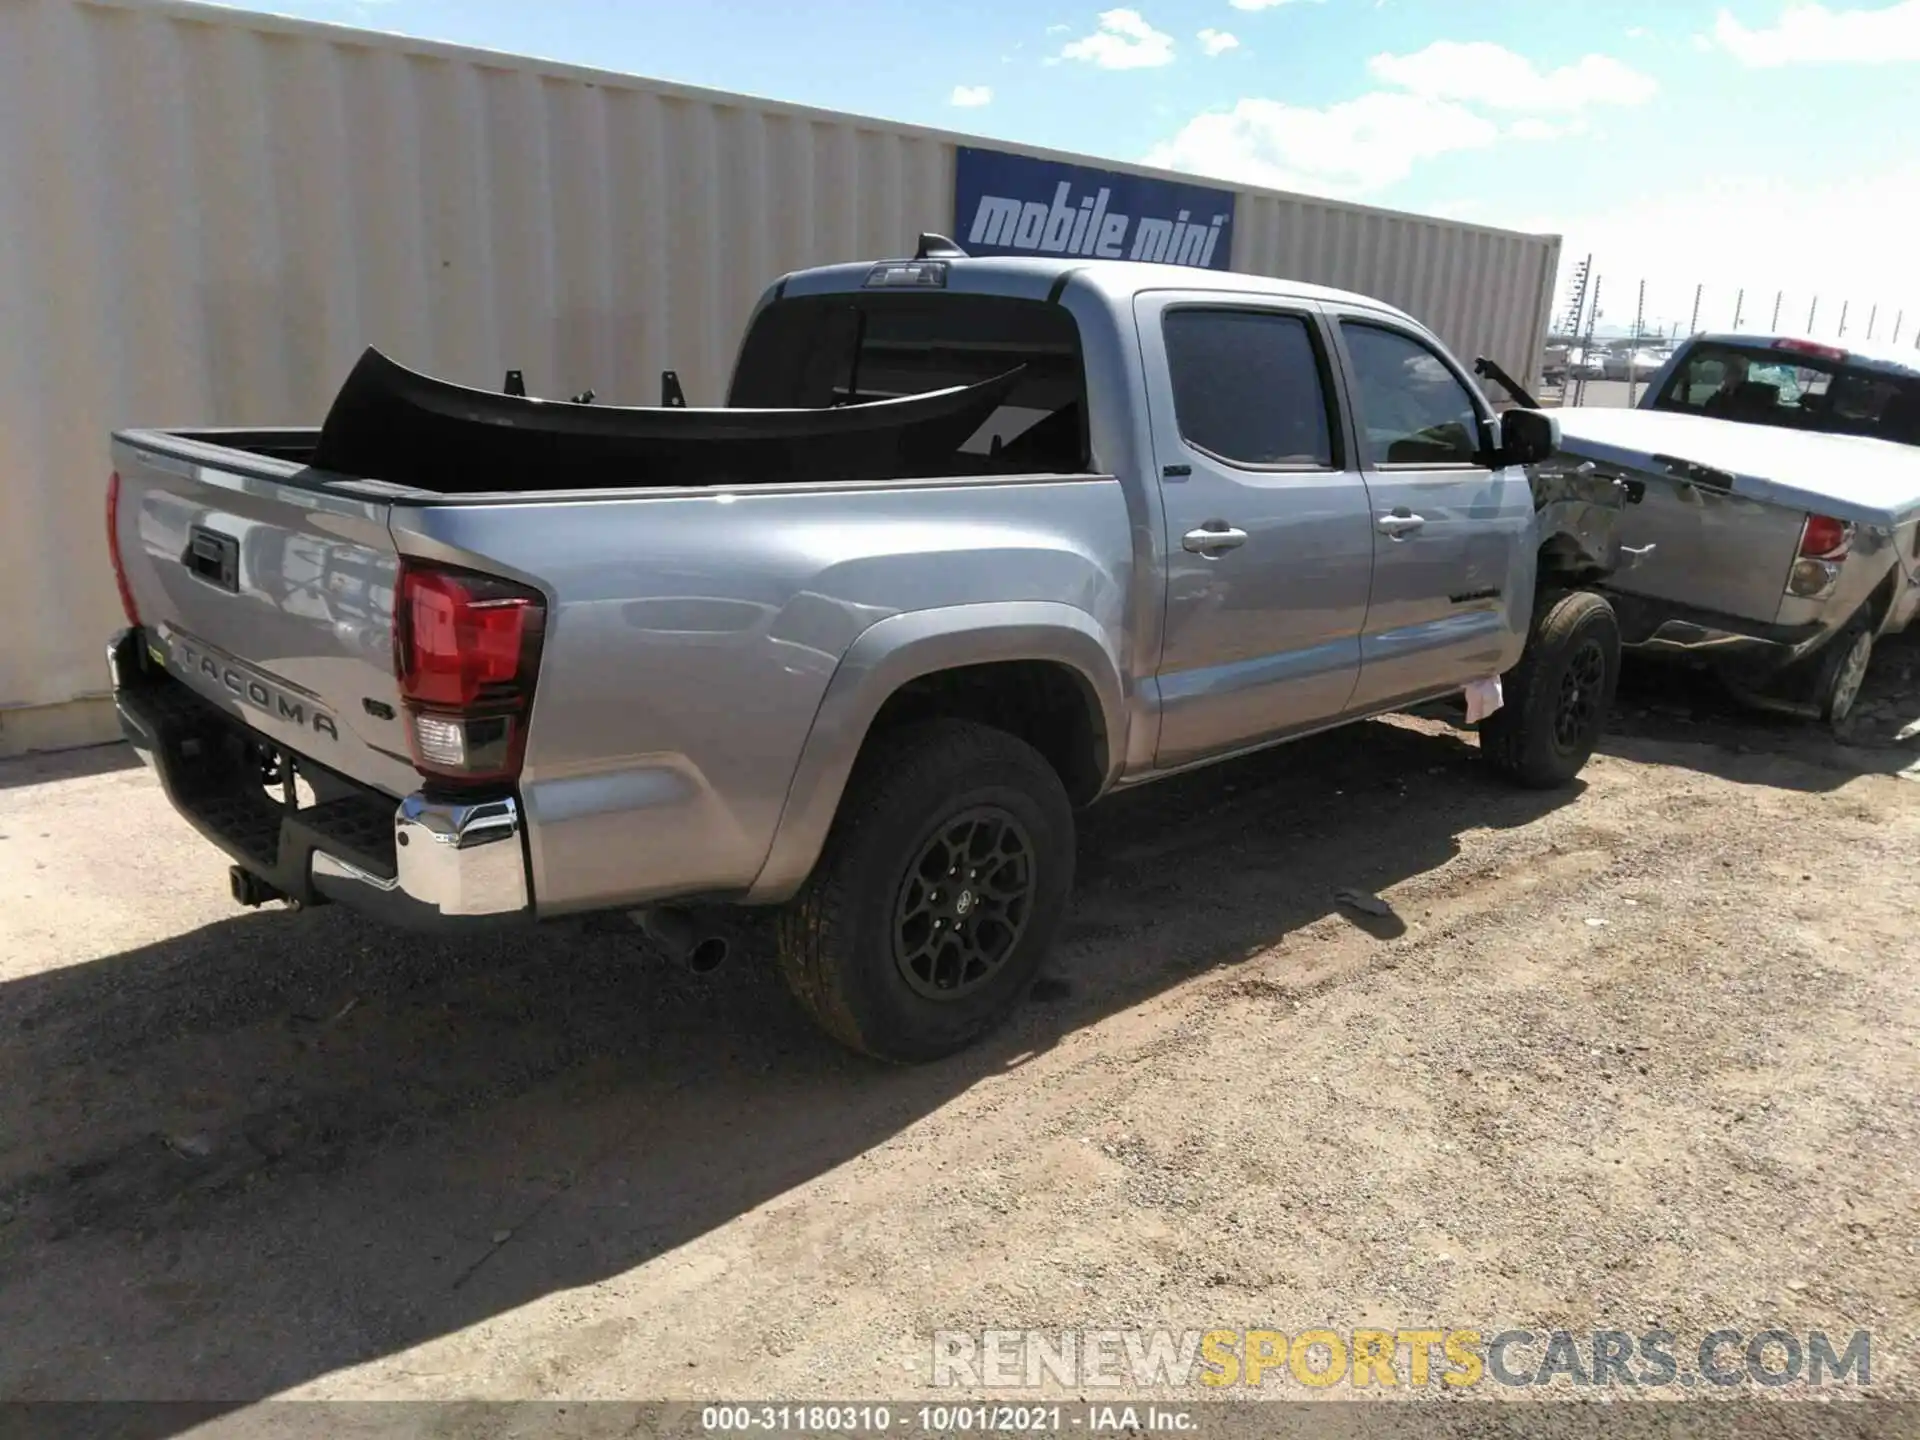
1509,115,1594,142
1229,0,1324,9
1509,117,1564,140
949,84,993,107
1046,21,1070,33
1625,25,1649,38
1708,0,1920,66
1145,91,1499,196
1061,8,1176,68
1198,27,1240,55
1368,39,1656,109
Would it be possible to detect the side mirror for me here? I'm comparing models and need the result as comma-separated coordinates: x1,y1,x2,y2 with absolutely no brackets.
1500,407,1560,467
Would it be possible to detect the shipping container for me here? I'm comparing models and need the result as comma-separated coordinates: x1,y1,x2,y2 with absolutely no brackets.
0,0,1560,753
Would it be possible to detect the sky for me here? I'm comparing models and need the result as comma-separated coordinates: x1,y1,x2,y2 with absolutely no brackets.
209,0,1920,342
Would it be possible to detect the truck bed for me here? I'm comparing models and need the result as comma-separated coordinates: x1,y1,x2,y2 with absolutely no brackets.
108,426,1131,917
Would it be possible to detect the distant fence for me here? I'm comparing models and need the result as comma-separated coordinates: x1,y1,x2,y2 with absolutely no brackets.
1537,264,1920,410
1557,265,1919,351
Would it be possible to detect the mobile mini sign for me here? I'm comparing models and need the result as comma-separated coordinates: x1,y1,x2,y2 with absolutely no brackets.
954,147,1237,270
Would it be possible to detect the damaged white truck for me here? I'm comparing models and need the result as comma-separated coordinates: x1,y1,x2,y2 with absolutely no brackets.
106,243,1634,1060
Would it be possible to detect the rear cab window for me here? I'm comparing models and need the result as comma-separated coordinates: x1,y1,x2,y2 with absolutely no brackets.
728,292,1089,474
1651,341,1920,446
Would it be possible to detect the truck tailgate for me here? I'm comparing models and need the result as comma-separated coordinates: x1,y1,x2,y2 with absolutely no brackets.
1554,410,1813,624
110,431,418,799
1604,468,1808,622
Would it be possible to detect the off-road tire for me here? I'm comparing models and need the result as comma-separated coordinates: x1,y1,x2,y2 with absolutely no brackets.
776,719,1076,1063
1482,588,1620,789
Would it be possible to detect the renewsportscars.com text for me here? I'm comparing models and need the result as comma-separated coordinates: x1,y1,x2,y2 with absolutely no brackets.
931,1327,1871,1390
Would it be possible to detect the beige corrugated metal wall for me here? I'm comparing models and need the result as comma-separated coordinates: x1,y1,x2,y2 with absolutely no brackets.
0,0,1559,754
1234,194,1560,403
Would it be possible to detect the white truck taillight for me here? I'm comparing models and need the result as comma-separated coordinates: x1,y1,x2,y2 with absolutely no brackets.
393,560,546,785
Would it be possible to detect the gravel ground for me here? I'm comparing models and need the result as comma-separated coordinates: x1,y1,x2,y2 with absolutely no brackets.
1,640,1917,1417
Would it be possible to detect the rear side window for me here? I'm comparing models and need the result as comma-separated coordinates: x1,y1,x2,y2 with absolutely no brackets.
727,292,1088,473
1161,309,1334,467
1341,322,1483,466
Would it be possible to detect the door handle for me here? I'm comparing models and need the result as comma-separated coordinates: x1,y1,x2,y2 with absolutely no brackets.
1182,523,1248,556
1376,510,1426,539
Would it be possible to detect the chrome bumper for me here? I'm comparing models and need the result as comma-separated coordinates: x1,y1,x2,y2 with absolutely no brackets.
1606,595,1828,675
311,793,530,925
111,626,531,930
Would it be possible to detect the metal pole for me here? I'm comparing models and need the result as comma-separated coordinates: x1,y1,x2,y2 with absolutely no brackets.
1560,255,1593,401
1689,283,1702,336
1867,304,1878,340
1771,291,1782,331
1896,311,1905,346
1839,300,1849,337
1808,296,1818,332
1732,288,1744,331
1628,278,1647,407
1575,276,1602,408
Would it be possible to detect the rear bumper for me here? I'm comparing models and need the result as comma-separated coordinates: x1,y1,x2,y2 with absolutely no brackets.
109,627,531,930
1605,592,1830,676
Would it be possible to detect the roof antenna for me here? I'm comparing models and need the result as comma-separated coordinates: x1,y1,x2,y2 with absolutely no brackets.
914,233,968,260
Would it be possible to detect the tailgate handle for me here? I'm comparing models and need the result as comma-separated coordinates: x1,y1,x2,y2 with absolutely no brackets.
1653,454,1734,492
184,526,241,593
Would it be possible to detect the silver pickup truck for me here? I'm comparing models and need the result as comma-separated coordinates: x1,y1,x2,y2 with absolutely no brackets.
106,244,1631,1061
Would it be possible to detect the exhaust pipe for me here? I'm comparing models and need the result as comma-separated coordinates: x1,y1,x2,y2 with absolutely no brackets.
230,864,287,909
687,934,730,974
632,907,731,974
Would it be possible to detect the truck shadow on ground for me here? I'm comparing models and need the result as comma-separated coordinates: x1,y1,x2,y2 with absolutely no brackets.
1592,628,1920,792
3,718,1578,1415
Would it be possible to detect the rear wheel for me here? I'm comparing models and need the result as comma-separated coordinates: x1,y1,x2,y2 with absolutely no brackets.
1813,623,1873,729
776,720,1076,1063
1482,589,1620,789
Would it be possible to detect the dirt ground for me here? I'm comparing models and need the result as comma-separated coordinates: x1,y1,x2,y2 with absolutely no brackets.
2,640,1918,1415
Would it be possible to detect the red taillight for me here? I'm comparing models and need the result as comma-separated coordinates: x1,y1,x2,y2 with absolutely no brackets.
1799,514,1850,561
106,470,140,626
394,560,545,785
1787,512,1852,598
1773,337,1847,363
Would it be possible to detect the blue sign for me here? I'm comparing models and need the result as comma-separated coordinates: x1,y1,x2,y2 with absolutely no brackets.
954,146,1236,270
